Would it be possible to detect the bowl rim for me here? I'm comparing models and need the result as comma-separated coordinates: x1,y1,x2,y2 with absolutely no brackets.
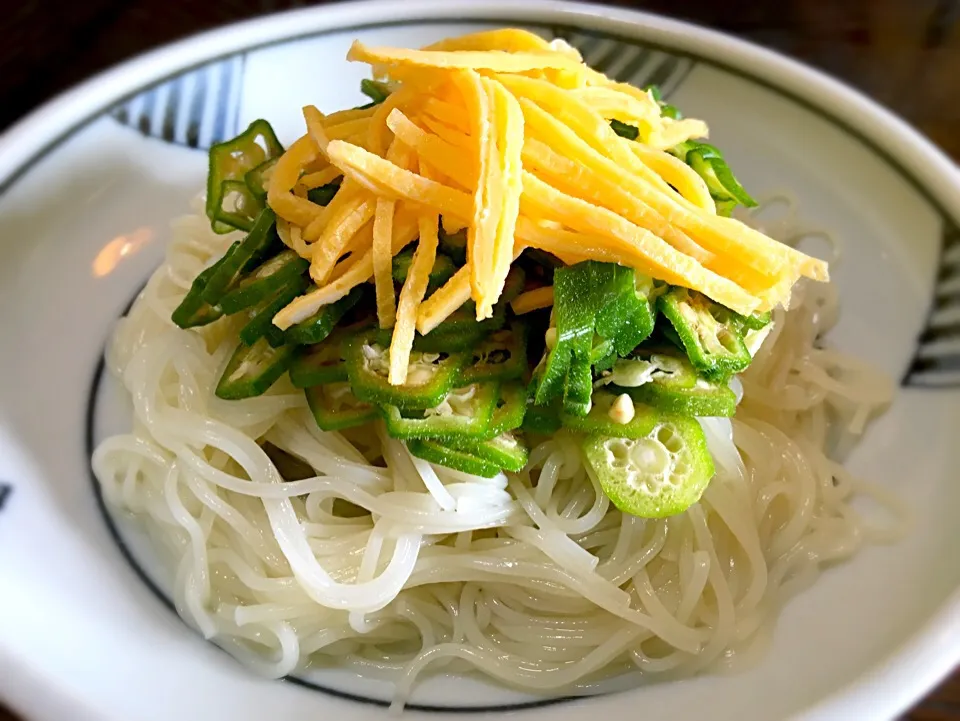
1,1,959,719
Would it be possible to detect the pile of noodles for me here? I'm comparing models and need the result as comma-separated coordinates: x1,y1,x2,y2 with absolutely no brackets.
93,197,906,707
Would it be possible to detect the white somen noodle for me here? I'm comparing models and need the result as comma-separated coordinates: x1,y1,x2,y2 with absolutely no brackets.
93,198,906,707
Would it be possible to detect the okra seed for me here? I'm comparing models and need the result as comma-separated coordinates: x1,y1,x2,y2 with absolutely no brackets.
608,393,635,425
545,327,557,350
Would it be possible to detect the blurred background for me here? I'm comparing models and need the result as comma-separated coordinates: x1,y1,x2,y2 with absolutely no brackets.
1,0,958,719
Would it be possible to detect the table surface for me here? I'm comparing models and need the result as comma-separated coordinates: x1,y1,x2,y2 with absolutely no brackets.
1,1,958,719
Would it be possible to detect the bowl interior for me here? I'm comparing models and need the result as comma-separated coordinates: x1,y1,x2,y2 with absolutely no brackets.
1,8,959,721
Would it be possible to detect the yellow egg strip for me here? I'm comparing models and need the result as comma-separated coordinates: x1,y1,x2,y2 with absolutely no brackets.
420,98,471,134
323,104,378,125
416,267,472,335
521,136,713,265
449,70,496,316
570,86,660,131
423,28,553,53
514,95,794,284
299,166,342,190
373,141,418,330
385,109,476,189
267,134,326,227
511,286,554,315
624,142,716,213
373,198,397,328
390,213,441,384
521,173,760,314
325,117,371,141
276,217,311,259
514,216,659,274
325,140,473,222
273,208,419,329
482,77,525,320
347,40,585,74
415,239,525,334
367,85,421,156
308,195,375,284
301,179,360,241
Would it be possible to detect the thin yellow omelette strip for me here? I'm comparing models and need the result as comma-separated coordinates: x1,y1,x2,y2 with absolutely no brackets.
521,136,714,265
440,216,466,235
520,172,760,315
570,86,660,131
329,226,373,282
504,76,684,197
754,267,802,311
527,84,826,281
411,121,473,229
346,130,373,152
498,75,676,190
311,105,376,159
515,217,664,279
273,207,420,330
303,104,333,158
340,220,374,260
413,159,456,189
548,139,778,298
517,215,655,268
347,41,586,74
423,28,553,53
367,84,421,156
512,93,794,286
373,141,419,329
509,77,748,281
324,140,473,222
416,153,445,184
323,104,378,126
514,216,661,277
712,213,829,282
420,98,471,134
301,106,370,247
385,109,477,189
415,241,525,335
417,266,471,335
276,217,311,260
389,213,441,384
625,141,716,213
308,195,376,284
583,66,670,107
325,117,371,141
448,69,496,315
511,286,554,315
370,66,454,95
417,112,473,149
266,134,326,227
474,78,507,320
301,175,363,240
646,117,711,151
479,77,525,320
372,197,396,328
412,114,469,238
275,261,371,329
299,166,342,190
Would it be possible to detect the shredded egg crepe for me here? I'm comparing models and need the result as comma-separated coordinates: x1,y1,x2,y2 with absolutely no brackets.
264,29,827,385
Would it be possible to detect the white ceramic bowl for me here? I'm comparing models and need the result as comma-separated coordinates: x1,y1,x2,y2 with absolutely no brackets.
1,2,959,720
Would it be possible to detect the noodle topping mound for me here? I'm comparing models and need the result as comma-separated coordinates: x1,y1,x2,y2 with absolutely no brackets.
173,28,834,520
